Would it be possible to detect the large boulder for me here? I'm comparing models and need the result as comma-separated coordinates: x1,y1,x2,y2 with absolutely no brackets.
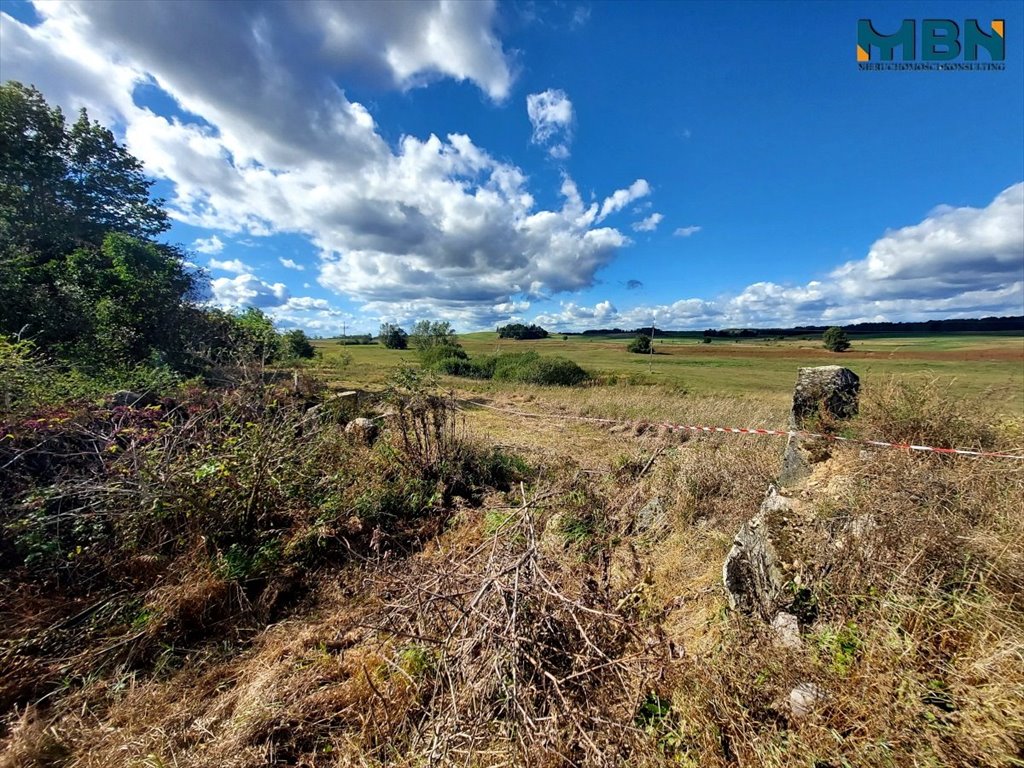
780,366,859,486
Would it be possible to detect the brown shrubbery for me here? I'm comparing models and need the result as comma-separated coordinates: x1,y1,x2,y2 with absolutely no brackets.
1,375,1021,767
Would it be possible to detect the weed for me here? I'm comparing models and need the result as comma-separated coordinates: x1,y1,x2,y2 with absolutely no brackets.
812,622,862,676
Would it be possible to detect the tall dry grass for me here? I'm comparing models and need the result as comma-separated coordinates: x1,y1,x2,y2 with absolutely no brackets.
2,376,1021,767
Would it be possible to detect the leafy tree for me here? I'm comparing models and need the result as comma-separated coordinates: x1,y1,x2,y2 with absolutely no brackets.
64,108,168,245
823,326,851,352
628,334,653,354
0,82,69,255
409,320,458,352
0,82,168,256
379,323,408,350
56,233,199,366
282,329,315,359
1,81,191,370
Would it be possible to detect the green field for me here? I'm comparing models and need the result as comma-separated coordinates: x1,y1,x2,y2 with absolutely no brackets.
313,332,1024,415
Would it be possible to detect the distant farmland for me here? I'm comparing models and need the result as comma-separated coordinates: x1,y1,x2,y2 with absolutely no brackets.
314,331,1024,414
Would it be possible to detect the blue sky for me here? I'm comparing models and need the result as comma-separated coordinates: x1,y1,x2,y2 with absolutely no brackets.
2,0,1022,335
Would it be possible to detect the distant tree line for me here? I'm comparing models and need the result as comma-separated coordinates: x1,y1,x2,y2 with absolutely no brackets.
337,334,375,346
700,317,1024,337
572,316,1023,338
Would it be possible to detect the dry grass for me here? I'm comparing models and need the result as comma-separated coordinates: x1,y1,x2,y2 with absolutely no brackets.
2,375,1022,767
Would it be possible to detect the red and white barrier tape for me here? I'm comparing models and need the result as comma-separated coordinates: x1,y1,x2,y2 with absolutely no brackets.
461,400,1024,461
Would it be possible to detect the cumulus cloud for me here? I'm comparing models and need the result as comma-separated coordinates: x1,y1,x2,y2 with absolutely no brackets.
830,183,1023,301
534,300,619,329
208,257,251,274
1,2,646,326
535,297,714,331
632,213,663,232
280,296,334,311
535,184,1024,330
673,225,701,237
211,274,289,308
279,257,305,271
192,234,224,254
313,0,513,99
268,297,358,336
527,89,573,158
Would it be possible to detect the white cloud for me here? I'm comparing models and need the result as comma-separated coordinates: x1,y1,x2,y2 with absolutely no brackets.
571,6,591,28
534,184,1024,330
279,257,305,271
534,299,619,329
192,234,224,254
527,89,573,158
548,143,570,160
1,3,645,326
208,257,251,274
632,213,663,232
281,296,333,311
598,179,651,221
314,0,513,100
673,225,701,237
831,183,1023,301
211,274,289,308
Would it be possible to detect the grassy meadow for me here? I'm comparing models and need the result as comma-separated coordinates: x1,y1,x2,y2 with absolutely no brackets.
314,331,1024,416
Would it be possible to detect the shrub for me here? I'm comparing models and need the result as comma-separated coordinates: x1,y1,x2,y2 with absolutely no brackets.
492,351,589,386
628,334,653,354
823,326,850,352
281,329,315,359
419,343,469,370
434,355,494,379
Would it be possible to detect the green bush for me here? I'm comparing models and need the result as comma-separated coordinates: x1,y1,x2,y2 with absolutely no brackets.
628,334,653,354
492,351,589,386
434,355,494,379
419,343,469,370
823,326,850,352
281,329,315,359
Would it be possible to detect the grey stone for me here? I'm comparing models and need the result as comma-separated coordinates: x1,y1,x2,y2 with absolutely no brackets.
722,487,792,620
788,682,824,720
771,611,802,650
780,366,860,486
345,417,379,445
790,366,860,426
